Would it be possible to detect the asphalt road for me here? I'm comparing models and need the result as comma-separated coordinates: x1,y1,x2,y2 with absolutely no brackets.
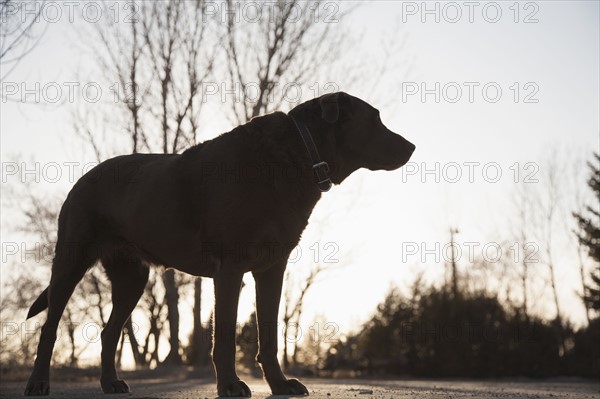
1,378,599,399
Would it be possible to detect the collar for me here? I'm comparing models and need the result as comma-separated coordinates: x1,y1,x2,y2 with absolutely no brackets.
288,112,332,192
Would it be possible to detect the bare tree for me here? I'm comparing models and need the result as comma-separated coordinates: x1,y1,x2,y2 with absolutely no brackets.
282,264,323,369
71,0,217,366
187,277,211,367
222,0,356,124
0,0,46,81
280,203,360,369
139,270,167,368
511,181,538,319
0,270,45,370
536,160,564,322
1,184,110,369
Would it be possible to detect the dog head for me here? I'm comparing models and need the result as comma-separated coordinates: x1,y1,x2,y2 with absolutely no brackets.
289,92,416,185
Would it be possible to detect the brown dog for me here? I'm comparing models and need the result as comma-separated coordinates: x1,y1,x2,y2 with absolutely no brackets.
24,92,415,397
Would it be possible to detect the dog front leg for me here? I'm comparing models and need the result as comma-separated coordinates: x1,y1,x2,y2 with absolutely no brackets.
253,265,309,396
213,270,251,397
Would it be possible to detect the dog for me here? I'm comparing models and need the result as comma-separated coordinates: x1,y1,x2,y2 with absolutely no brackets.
24,92,415,397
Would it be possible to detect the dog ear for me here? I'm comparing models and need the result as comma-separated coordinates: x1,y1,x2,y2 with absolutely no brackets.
319,92,340,123
320,92,354,123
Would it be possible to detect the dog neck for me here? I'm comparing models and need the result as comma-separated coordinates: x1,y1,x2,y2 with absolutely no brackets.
288,111,333,192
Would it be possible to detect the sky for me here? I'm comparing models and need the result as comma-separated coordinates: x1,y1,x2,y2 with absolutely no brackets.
1,1,599,366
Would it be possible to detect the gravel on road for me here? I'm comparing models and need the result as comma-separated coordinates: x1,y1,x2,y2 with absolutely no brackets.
1,377,599,399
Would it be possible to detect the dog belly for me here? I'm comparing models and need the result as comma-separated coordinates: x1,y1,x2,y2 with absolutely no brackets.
123,234,220,277
139,237,293,276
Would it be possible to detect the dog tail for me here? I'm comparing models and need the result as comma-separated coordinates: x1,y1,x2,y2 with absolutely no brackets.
27,287,49,319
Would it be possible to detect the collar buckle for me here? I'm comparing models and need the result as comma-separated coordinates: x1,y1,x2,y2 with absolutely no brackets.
312,162,332,192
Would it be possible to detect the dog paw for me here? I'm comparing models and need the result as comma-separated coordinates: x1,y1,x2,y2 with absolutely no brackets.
101,378,130,394
24,380,50,396
270,378,309,396
217,379,252,397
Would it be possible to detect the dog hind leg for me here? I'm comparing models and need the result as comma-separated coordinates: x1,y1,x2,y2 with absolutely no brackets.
100,249,149,394
24,238,97,396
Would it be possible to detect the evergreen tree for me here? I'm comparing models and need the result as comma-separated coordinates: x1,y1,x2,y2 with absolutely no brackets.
573,153,600,311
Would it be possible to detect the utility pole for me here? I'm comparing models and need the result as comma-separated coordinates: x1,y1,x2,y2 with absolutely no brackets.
450,227,460,299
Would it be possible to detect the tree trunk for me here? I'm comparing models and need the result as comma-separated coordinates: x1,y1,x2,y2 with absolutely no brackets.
577,249,591,324
291,326,300,366
116,331,124,367
547,257,568,356
162,269,182,364
521,254,529,318
68,328,77,368
520,229,530,320
548,260,562,322
291,308,304,366
282,317,290,370
191,277,205,367
124,317,145,367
